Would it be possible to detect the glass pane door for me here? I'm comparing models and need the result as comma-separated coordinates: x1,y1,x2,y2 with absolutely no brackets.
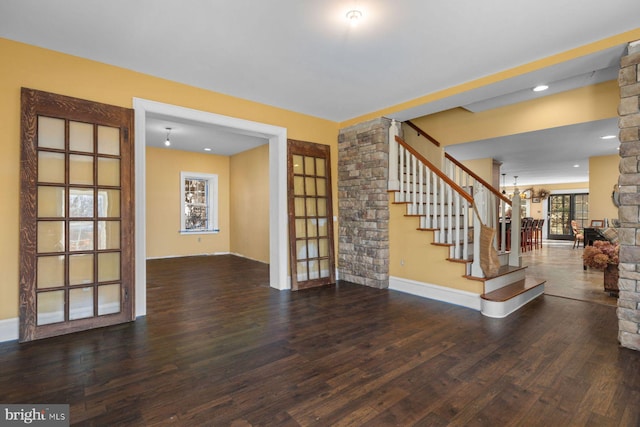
287,140,335,290
547,193,589,240
20,89,134,342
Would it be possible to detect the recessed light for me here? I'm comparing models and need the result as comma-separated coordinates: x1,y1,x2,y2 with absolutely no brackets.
573,164,580,168
600,135,616,140
204,148,212,152
533,85,549,92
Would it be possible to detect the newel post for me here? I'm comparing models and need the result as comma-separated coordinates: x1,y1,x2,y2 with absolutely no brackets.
509,189,522,267
388,119,400,191
471,187,486,277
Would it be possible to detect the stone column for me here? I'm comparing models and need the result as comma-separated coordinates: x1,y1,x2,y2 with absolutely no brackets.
617,40,640,351
337,118,392,289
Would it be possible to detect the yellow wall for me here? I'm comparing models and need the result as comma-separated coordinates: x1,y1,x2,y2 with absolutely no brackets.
411,80,620,146
589,154,620,222
230,144,270,263
461,158,494,185
146,147,231,258
401,123,443,166
0,38,339,321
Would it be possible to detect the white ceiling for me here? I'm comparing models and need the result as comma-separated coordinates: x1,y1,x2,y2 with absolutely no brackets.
445,118,620,187
1,1,637,173
145,113,268,156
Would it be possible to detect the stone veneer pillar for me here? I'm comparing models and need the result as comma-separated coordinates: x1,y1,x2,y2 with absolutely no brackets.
337,118,392,288
618,40,640,351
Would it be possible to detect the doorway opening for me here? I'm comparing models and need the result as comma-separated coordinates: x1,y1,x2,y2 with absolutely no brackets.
547,192,589,240
133,99,289,318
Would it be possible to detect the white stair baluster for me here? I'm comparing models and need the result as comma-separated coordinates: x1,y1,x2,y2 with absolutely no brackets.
439,178,445,243
462,198,469,260
418,161,424,215
454,192,461,259
411,154,417,215
425,167,432,228
398,146,405,202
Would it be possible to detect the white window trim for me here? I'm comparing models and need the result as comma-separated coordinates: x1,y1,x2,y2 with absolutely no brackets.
180,171,219,234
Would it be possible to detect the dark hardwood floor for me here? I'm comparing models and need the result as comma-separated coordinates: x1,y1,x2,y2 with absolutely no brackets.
1,254,639,426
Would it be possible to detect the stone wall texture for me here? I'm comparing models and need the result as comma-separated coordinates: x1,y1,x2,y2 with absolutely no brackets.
618,41,640,351
337,118,391,289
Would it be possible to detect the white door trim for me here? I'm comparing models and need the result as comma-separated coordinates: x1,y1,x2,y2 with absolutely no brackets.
133,98,289,317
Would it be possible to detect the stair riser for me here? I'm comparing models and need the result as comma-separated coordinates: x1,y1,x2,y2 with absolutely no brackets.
481,284,545,318
484,269,526,293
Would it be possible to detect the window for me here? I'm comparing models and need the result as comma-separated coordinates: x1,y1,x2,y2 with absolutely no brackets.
180,172,219,233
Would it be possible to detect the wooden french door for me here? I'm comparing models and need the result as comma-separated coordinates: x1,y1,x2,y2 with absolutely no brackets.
287,140,335,290
19,88,135,342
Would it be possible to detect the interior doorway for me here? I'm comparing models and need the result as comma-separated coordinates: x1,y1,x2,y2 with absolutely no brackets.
133,99,289,318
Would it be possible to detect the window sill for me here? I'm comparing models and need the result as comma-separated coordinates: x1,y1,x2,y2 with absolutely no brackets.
179,229,220,235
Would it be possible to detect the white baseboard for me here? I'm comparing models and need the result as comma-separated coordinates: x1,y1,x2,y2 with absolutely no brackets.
0,318,19,343
228,252,269,264
146,251,231,260
389,276,481,311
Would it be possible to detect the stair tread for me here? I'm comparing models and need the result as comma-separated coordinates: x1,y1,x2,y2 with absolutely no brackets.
447,258,472,264
464,264,527,282
481,277,546,302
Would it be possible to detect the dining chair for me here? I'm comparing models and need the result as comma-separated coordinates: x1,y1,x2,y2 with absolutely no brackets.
571,220,584,249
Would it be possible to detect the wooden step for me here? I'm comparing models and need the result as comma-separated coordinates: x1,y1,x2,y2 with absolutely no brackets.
480,277,546,318
481,277,546,302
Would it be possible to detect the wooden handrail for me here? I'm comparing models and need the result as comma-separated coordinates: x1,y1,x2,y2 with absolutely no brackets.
396,136,473,204
404,120,510,206
405,120,440,147
444,153,512,205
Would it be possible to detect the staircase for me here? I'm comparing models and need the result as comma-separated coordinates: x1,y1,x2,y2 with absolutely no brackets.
387,121,545,317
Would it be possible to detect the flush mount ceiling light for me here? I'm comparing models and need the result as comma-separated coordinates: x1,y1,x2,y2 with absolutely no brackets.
533,85,549,92
346,9,363,26
600,135,617,140
204,148,212,151
164,127,172,147
573,164,580,168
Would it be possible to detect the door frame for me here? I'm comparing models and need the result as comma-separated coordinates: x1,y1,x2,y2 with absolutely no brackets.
542,188,589,240
133,99,289,317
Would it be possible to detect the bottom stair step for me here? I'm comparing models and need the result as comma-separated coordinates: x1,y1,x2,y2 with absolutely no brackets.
480,277,546,318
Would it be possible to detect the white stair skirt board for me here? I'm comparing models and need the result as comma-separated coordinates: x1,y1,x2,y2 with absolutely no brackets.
0,317,19,342
481,284,545,319
389,276,481,311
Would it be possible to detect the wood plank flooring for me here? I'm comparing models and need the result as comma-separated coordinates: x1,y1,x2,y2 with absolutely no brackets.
0,254,639,426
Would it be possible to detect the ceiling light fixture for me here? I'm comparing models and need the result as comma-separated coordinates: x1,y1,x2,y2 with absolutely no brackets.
573,164,580,168
164,127,172,147
600,135,616,140
346,9,362,26
204,148,212,152
533,85,549,92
